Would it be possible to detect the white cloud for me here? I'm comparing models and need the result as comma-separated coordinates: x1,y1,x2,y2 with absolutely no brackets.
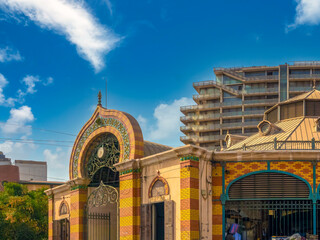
0,73,8,105
22,75,40,94
43,77,53,86
0,0,121,71
16,75,52,103
0,46,22,63
0,73,15,107
0,139,36,161
104,0,113,16
0,74,52,107
1,105,34,135
0,73,8,88
137,115,147,130
43,147,71,180
288,0,320,29
140,97,194,146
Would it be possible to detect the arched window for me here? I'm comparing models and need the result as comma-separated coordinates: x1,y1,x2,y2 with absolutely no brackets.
148,176,169,198
151,180,165,197
228,171,311,199
59,202,69,216
85,133,120,187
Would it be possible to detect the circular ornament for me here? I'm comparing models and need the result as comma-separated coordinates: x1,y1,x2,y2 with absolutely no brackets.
258,120,272,136
97,147,105,159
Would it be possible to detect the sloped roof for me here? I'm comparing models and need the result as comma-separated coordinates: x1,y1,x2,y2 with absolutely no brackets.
144,141,172,157
265,89,320,114
226,117,320,151
282,88,320,103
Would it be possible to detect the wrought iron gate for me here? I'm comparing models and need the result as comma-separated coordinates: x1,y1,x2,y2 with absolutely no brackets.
86,181,119,240
226,200,314,239
87,212,111,240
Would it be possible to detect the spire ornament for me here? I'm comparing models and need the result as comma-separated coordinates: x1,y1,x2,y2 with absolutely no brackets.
98,91,102,106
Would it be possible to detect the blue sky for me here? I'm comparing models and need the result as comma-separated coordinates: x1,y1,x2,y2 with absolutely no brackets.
0,0,319,181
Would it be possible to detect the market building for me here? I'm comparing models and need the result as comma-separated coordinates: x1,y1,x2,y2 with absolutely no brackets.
46,89,320,240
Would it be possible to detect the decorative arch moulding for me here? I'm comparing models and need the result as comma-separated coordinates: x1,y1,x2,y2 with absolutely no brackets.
148,176,170,198
59,200,70,216
69,107,144,179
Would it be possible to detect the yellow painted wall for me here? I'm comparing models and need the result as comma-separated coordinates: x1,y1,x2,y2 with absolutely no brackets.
54,191,71,220
141,156,181,240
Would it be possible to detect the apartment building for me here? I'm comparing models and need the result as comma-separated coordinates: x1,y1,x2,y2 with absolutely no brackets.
180,61,320,150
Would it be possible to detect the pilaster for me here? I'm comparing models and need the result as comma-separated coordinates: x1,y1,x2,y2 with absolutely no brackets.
69,178,90,240
212,163,223,240
119,169,141,240
180,156,200,240
48,195,54,240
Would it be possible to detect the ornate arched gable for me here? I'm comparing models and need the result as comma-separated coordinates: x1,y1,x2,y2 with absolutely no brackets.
59,200,69,216
69,106,144,179
148,176,170,198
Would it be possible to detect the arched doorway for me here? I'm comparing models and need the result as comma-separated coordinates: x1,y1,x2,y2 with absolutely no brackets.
225,171,312,240
84,133,120,240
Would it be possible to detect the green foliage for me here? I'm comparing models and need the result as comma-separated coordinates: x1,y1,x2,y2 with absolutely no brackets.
0,182,48,240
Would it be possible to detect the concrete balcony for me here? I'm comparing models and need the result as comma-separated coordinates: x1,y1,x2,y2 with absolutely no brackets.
244,87,278,95
180,136,194,143
245,75,278,81
222,111,243,117
243,110,265,116
289,74,320,80
197,135,223,143
188,121,261,132
180,125,193,133
180,105,200,113
180,113,220,123
243,99,278,106
193,94,220,103
289,86,313,92
193,80,241,96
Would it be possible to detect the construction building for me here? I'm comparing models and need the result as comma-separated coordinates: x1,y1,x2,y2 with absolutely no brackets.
180,61,320,150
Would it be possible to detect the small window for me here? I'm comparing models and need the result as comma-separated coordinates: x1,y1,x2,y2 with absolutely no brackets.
151,180,165,197
258,121,271,136
60,203,68,215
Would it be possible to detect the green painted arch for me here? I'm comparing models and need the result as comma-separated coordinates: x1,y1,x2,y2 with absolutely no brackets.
316,183,320,199
226,170,313,200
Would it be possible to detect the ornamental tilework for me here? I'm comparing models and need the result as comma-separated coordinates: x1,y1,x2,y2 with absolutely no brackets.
271,161,313,187
180,160,200,240
225,162,268,188
119,173,141,240
72,117,130,178
315,164,320,187
212,164,223,240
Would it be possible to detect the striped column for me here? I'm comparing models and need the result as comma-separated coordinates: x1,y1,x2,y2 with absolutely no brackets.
212,164,223,240
119,169,141,240
48,196,53,240
180,156,200,240
70,185,88,240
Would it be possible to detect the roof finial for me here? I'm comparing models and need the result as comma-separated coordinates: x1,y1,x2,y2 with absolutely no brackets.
98,91,102,106
313,79,316,89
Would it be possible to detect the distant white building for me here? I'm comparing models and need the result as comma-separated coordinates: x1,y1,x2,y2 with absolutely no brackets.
0,151,11,165
14,160,47,181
